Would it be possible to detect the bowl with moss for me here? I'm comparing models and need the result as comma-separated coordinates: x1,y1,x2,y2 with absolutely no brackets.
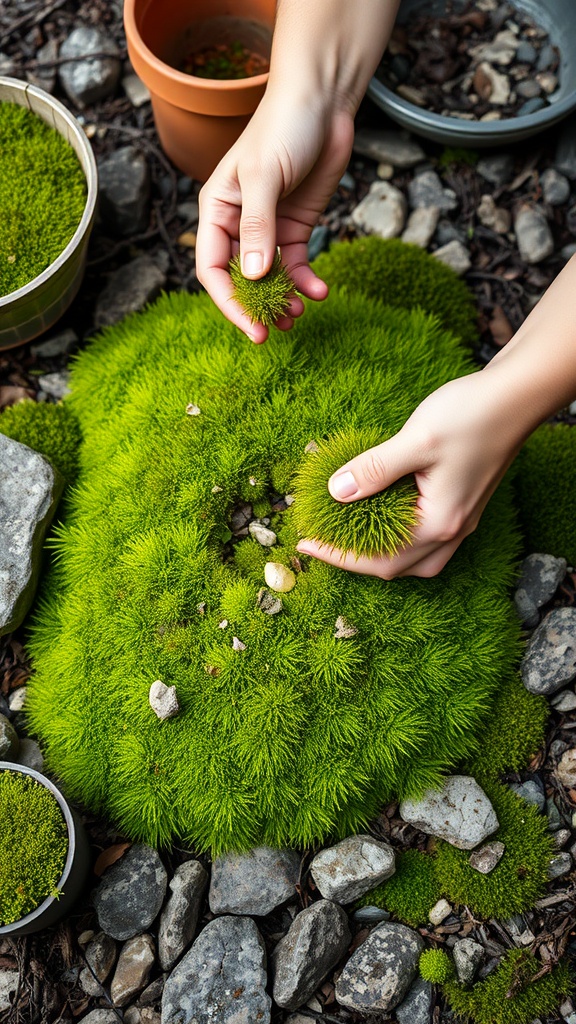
0,76,97,350
0,762,91,936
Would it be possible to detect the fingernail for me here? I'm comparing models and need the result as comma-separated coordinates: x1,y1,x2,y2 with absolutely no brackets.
329,471,357,499
242,251,263,276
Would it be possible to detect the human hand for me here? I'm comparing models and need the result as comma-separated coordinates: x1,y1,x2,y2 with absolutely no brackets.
296,367,527,578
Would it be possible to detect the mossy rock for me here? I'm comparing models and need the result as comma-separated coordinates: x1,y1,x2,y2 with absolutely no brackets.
444,949,572,1024
25,284,523,853
516,423,576,565
0,400,81,483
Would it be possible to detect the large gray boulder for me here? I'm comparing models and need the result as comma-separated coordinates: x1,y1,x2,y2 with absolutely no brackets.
161,916,271,1024
92,844,167,940
521,608,576,695
335,921,424,1013
59,27,121,107
209,846,300,916
0,435,63,636
400,776,499,849
310,834,395,903
395,976,433,1024
272,899,350,1010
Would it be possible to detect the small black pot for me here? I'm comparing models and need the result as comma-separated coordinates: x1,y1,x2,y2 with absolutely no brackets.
0,761,91,936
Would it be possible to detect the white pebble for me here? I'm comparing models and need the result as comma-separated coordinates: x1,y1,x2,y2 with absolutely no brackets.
8,687,26,712
249,522,277,547
218,620,228,629
186,403,201,416
149,680,180,720
232,636,246,651
334,616,358,639
429,898,453,925
264,562,296,593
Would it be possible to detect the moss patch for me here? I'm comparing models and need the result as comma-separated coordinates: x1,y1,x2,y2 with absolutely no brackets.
0,400,81,482
516,423,576,565
357,849,443,926
0,102,86,297
0,769,68,925
420,948,454,984
466,674,548,783
444,950,572,1024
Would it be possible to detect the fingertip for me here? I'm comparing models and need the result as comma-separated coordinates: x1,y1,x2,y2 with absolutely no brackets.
275,316,294,332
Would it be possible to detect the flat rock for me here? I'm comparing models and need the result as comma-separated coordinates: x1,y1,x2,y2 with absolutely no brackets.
158,859,209,971
93,844,167,940
453,938,484,984
432,240,471,276
272,899,351,1010
400,775,499,849
521,608,576,695
353,129,425,168
0,970,19,1013
351,181,406,239
98,146,151,237
123,73,151,107
15,737,43,773
94,255,166,329
514,553,567,627
38,371,71,400
59,27,121,107
509,778,545,811
408,170,457,212
551,690,576,712
540,168,571,206
111,933,155,1006
79,931,117,996
0,435,64,636
209,846,300,916
0,714,18,759
477,153,514,186
335,921,424,1013
395,976,432,1024
78,1013,120,1024
469,841,505,874
352,905,391,924
401,206,440,248
514,205,554,264
557,748,576,788
161,916,270,1024
31,329,77,358
548,852,572,879
310,834,395,903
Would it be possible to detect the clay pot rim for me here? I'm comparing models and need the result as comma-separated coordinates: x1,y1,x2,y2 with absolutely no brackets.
124,0,270,95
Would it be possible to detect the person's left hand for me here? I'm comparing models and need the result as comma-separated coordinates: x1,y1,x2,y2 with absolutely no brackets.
296,367,525,579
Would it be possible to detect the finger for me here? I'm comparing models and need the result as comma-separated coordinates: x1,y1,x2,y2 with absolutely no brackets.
328,431,430,503
238,163,284,279
203,266,269,343
296,538,431,580
274,316,294,332
396,537,462,579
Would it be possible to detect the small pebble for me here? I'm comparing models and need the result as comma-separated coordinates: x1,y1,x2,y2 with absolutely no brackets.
149,680,179,720
185,404,200,416
8,688,26,712
334,616,358,639
249,522,277,547
264,562,296,593
232,636,246,651
554,829,571,849
429,898,452,925
548,852,572,879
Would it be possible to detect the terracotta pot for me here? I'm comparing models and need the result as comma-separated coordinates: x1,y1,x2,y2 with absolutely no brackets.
124,0,277,182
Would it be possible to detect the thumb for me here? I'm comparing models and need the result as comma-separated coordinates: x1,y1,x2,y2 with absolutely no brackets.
328,431,424,503
238,165,282,279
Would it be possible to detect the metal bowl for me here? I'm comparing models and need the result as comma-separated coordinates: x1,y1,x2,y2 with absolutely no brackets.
0,77,98,350
367,0,576,147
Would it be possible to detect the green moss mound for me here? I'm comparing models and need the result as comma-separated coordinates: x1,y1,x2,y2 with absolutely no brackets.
420,949,454,984
0,102,86,297
293,427,419,557
26,287,522,853
0,769,68,925
516,423,576,565
0,400,81,482
312,237,479,343
357,849,443,926
466,674,548,783
444,950,572,1024
229,251,295,326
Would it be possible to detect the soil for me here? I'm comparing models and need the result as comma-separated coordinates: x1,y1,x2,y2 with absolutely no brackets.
181,41,269,80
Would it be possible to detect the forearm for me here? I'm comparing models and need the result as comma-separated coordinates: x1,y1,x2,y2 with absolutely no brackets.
266,0,399,115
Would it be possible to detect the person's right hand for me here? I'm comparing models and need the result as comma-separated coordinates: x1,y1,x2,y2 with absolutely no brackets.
196,91,355,343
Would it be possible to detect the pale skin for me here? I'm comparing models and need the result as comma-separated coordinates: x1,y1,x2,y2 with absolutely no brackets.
196,0,576,579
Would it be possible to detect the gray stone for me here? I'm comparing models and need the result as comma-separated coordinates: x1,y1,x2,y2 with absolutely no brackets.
517,97,547,116
351,181,407,239
477,153,514,186
98,147,151,237
395,976,432,1024
509,779,545,812
408,170,457,212
551,690,576,712
401,206,440,248
111,933,155,1006
514,553,567,627
257,589,282,616
0,970,19,1013
94,255,166,329
59,27,121,107
272,900,350,1010
469,841,505,874
16,737,44,773
93,843,167,940
31,329,78,358
248,522,277,547
433,240,471,276
158,859,209,971
140,975,165,1005
547,852,572,879
0,53,16,76
516,41,537,63
514,205,554,264
516,79,541,99
0,714,19,759
555,116,576,180
476,194,511,234
352,905,391,924
307,224,329,262
209,846,300,916
435,219,466,246
557,748,576,788
78,1013,120,1024
335,921,424,1013
537,43,557,72
161,916,270,1024
27,38,58,93
0,435,64,636
428,899,452,925
453,938,484,984
521,608,576,695
310,834,395,904
540,168,571,207
339,171,355,190
177,200,199,226
122,73,151,107
546,796,562,832
353,129,425,168
400,775,499,849
554,828,572,848
38,370,71,400
79,931,117,996
8,687,26,713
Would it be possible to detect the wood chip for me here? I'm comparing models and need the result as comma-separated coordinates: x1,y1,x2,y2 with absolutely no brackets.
94,842,131,877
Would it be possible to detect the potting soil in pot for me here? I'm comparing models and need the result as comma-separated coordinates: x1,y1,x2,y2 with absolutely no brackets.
0,102,86,297
25,242,524,855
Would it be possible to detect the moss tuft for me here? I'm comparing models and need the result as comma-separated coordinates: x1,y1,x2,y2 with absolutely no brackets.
229,251,295,326
293,427,419,557
0,769,68,925
312,237,479,343
516,423,576,564
444,949,572,1024
357,849,444,926
0,400,81,482
466,674,548,783
420,948,454,984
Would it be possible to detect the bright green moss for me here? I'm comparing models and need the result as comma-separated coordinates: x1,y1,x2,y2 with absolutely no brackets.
25,285,523,853
516,423,576,565
0,102,86,297
466,674,548,783
312,237,479,344
0,769,68,925
0,400,81,482
357,849,444,926
420,949,454,984
444,950,572,1024
435,782,553,920
229,251,295,326
292,427,419,557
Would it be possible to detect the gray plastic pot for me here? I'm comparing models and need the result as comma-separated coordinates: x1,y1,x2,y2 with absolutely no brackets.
0,762,91,936
0,77,98,350
368,0,576,147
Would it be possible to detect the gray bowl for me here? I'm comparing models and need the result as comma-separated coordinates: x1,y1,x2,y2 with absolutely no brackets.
368,0,576,146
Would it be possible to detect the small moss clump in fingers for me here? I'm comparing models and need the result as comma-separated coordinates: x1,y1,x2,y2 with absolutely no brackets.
229,251,296,327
